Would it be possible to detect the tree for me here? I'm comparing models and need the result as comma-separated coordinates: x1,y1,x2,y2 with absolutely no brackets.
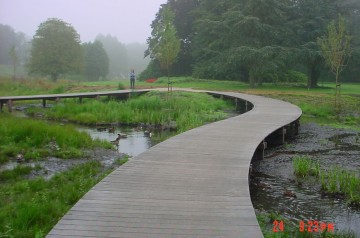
9,45,18,79
28,18,82,81
83,41,109,81
0,24,28,67
96,34,128,78
318,15,351,106
146,5,181,89
191,0,291,85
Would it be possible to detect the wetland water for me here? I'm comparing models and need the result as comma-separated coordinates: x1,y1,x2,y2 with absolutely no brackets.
250,123,360,236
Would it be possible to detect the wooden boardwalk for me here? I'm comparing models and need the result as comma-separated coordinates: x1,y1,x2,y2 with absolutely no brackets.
44,89,301,238
0,89,147,112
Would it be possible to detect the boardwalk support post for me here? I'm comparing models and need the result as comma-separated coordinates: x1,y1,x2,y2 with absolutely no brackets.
7,99,13,112
42,99,46,108
281,127,286,144
79,97,83,104
254,140,267,160
0,101,3,112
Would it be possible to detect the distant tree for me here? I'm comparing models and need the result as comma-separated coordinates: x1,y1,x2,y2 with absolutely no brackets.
318,15,351,106
28,18,82,81
126,43,150,76
0,24,27,66
96,34,128,78
146,5,181,88
83,41,109,81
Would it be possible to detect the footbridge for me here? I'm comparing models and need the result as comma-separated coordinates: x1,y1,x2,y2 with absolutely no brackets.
23,89,301,238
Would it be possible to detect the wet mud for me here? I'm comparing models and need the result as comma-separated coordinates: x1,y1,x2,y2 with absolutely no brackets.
250,123,360,235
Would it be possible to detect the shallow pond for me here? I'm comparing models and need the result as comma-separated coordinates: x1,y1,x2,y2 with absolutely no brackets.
250,123,360,236
78,125,176,157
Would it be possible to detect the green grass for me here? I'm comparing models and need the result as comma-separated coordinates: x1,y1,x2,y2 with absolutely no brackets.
320,167,360,206
293,156,320,178
27,91,234,133
140,76,360,95
0,114,112,164
0,160,121,238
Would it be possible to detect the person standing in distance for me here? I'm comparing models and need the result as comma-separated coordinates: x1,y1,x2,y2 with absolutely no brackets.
130,69,136,89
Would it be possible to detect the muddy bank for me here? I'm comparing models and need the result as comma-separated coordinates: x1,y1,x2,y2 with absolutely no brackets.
250,122,360,235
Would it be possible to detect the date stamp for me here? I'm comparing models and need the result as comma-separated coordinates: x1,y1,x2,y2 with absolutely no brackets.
273,220,335,233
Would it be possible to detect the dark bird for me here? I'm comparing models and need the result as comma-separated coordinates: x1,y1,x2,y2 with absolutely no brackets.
108,126,115,133
111,134,121,150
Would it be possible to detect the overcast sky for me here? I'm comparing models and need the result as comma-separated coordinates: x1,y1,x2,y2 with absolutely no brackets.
0,0,167,44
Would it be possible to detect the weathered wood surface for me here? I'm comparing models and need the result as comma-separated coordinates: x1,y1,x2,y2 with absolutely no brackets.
0,89,147,112
44,89,301,238
0,89,146,101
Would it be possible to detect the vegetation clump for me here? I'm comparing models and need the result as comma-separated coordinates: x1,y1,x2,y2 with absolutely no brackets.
320,167,360,206
0,114,112,164
0,161,115,237
27,91,234,132
292,156,320,178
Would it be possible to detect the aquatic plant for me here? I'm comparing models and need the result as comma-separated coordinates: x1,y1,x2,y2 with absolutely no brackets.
292,155,320,178
321,167,360,206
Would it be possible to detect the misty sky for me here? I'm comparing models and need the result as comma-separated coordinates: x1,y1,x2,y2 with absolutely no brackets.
0,0,167,44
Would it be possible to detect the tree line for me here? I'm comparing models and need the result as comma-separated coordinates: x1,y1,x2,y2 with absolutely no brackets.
142,0,360,87
0,20,149,81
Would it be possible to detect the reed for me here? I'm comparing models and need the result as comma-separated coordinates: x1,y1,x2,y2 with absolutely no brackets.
321,167,360,206
27,91,234,132
292,155,320,178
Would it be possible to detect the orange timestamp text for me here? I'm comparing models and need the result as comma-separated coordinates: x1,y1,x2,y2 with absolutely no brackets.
273,220,335,233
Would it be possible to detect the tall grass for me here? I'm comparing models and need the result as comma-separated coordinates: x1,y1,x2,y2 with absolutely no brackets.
320,167,360,206
0,161,116,237
0,77,74,96
0,114,112,164
292,156,320,178
292,156,360,206
27,91,234,133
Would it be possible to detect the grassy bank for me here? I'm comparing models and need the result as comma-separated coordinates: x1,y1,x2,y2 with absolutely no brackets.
0,114,112,164
27,91,234,132
0,160,125,237
83,77,360,129
2,76,359,129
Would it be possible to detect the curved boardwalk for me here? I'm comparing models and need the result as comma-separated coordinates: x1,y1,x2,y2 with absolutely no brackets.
47,89,302,238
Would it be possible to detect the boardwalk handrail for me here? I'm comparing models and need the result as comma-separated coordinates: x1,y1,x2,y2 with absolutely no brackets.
35,89,301,238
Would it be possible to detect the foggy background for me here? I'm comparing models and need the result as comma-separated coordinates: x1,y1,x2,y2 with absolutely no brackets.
0,0,167,78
